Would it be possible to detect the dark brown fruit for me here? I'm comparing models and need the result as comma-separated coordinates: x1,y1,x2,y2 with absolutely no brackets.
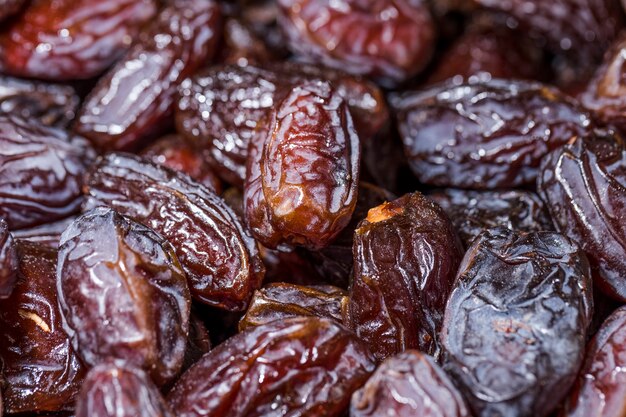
537,131,626,301
74,0,222,151
441,228,594,417
84,153,265,311
57,207,191,386
239,283,348,330
140,134,222,194
0,217,17,299
0,0,157,80
244,80,360,250
0,115,95,229
181,312,211,373
429,188,553,247
347,192,463,361
562,305,626,417
219,18,278,65
395,78,593,189
12,216,77,249
0,76,79,127
0,241,86,414
351,350,470,417
277,0,436,87
167,317,376,417
76,361,173,417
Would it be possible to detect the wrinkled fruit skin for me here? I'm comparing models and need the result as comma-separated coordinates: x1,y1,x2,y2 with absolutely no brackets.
0,241,86,414
84,153,265,311
245,80,360,250
441,228,594,417
12,216,76,249
0,115,95,229
0,217,17,298
395,78,593,189
74,0,222,151
537,131,626,300
76,361,173,417
429,188,553,247
0,0,157,80
168,317,376,417
176,62,385,187
348,192,463,361
351,350,470,417
0,76,79,127
57,207,191,386
562,305,626,417
277,0,436,87
140,134,222,194
239,283,348,330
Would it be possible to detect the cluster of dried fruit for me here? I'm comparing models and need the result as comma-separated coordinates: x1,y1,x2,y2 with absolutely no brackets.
0,0,625,416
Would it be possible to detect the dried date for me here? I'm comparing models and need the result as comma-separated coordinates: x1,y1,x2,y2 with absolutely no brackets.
239,283,348,330
0,217,17,299
0,0,157,80
351,350,470,417
277,0,436,87
244,80,360,250
84,153,265,311
395,78,593,188
76,361,173,417
0,115,95,229
429,188,553,247
0,241,86,414
537,130,626,301
167,317,375,417
74,0,222,151
347,192,463,361
441,228,594,417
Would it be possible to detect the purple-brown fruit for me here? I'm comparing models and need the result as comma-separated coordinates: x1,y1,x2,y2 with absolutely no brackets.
12,216,77,249
0,217,17,298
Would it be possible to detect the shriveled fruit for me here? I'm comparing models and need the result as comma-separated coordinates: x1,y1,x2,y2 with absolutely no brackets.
167,317,376,417
277,0,436,87
84,153,265,311
441,228,594,417
0,241,86,414
0,217,17,299
537,130,626,301
74,0,222,151
0,115,95,229
76,361,173,417
0,0,157,80
351,350,470,417
395,78,593,189
57,207,191,386
239,283,348,330
347,192,463,361
244,80,360,250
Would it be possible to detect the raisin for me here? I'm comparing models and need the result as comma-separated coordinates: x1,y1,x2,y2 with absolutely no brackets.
84,153,265,311
0,115,95,229
347,192,463,361
0,0,25,21
0,76,79,127
73,0,222,151
76,361,174,417
239,283,348,330
394,78,593,189
12,216,77,249
167,317,375,417
537,130,626,301
176,62,385,187
57,207,191,386
351,350,470,417
441,228,594,417
562,305,626,417
0,241,86,414
0,0,157,81
277,0,436,87
139,134,222,194
0,217,17,299
244,80,360,250
429,188,553,247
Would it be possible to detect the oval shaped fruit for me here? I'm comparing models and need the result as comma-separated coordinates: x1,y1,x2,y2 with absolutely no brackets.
57,207,191,386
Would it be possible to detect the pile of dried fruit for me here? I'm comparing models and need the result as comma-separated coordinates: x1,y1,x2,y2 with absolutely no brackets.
0,0,625,416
